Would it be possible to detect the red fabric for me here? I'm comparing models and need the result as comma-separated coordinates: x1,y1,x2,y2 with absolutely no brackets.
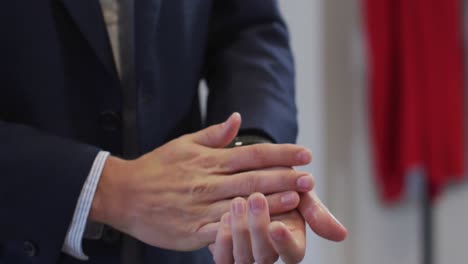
364,0,465,202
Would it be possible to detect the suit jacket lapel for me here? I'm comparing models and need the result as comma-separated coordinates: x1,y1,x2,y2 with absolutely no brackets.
61,0,118,78
135,0,162,65
135,0,162,33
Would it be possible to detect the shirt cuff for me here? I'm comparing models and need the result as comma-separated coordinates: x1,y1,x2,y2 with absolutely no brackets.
62,151,110,260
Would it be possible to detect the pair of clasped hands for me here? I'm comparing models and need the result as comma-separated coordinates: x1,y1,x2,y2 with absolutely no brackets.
90,113,347,264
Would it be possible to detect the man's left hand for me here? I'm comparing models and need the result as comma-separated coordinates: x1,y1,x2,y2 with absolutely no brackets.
209,191,347,264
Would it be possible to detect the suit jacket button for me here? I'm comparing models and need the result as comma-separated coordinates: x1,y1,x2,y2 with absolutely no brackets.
23,241,38,257
141,95,154,104
99,111,121,131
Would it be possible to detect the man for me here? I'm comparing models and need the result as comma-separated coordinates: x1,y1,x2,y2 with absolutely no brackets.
0,1,346,263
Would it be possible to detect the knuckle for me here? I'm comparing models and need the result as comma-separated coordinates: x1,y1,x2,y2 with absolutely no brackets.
287,169,297,179
218,150,237,172
199,153,218,169
233,221,250,234
190,182,217,196
249,220,264,231
248,145,264,163
203,129,216,142
244,174,260,194
277,169,298,187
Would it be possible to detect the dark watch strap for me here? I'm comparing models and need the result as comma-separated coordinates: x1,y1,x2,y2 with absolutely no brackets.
227,134,273,148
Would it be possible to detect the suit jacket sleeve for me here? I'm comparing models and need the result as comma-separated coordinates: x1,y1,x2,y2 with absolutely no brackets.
204,0,297,144
0,121,100,263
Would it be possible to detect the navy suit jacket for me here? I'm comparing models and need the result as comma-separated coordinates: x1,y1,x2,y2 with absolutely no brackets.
0,0,297,263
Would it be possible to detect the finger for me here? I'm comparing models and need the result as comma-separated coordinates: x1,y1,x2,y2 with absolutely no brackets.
191,112,241,148
210,168,314,200
269,220,305,264
220,143,312,172
230,197,255,264
266,191,300,215
269,210,306,264
213,213,234,264
205,191,300,223
247,193,279,264
298,191,348,241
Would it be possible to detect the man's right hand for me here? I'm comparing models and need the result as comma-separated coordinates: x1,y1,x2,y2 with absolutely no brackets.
88,113,314,251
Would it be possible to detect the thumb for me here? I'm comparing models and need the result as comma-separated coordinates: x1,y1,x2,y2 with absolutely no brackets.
192,112,241,148
196,221,220,246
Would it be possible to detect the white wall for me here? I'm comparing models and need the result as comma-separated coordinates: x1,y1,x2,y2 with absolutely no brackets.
281,1,468,263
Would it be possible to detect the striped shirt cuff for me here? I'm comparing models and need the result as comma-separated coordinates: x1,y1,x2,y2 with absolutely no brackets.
62,151,110,260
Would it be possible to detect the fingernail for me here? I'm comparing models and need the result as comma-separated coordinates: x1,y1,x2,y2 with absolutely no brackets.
297,175,313,190
280,192,298,206
297,150,311,163
233,199,246,216
249,196,265,214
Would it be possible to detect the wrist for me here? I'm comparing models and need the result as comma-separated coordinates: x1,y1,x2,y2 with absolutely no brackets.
89,155,129,225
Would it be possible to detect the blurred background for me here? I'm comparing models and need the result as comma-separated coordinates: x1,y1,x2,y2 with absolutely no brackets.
278,0,468,264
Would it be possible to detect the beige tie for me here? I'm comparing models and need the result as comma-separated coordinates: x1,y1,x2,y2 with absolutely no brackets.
99,0,121,76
